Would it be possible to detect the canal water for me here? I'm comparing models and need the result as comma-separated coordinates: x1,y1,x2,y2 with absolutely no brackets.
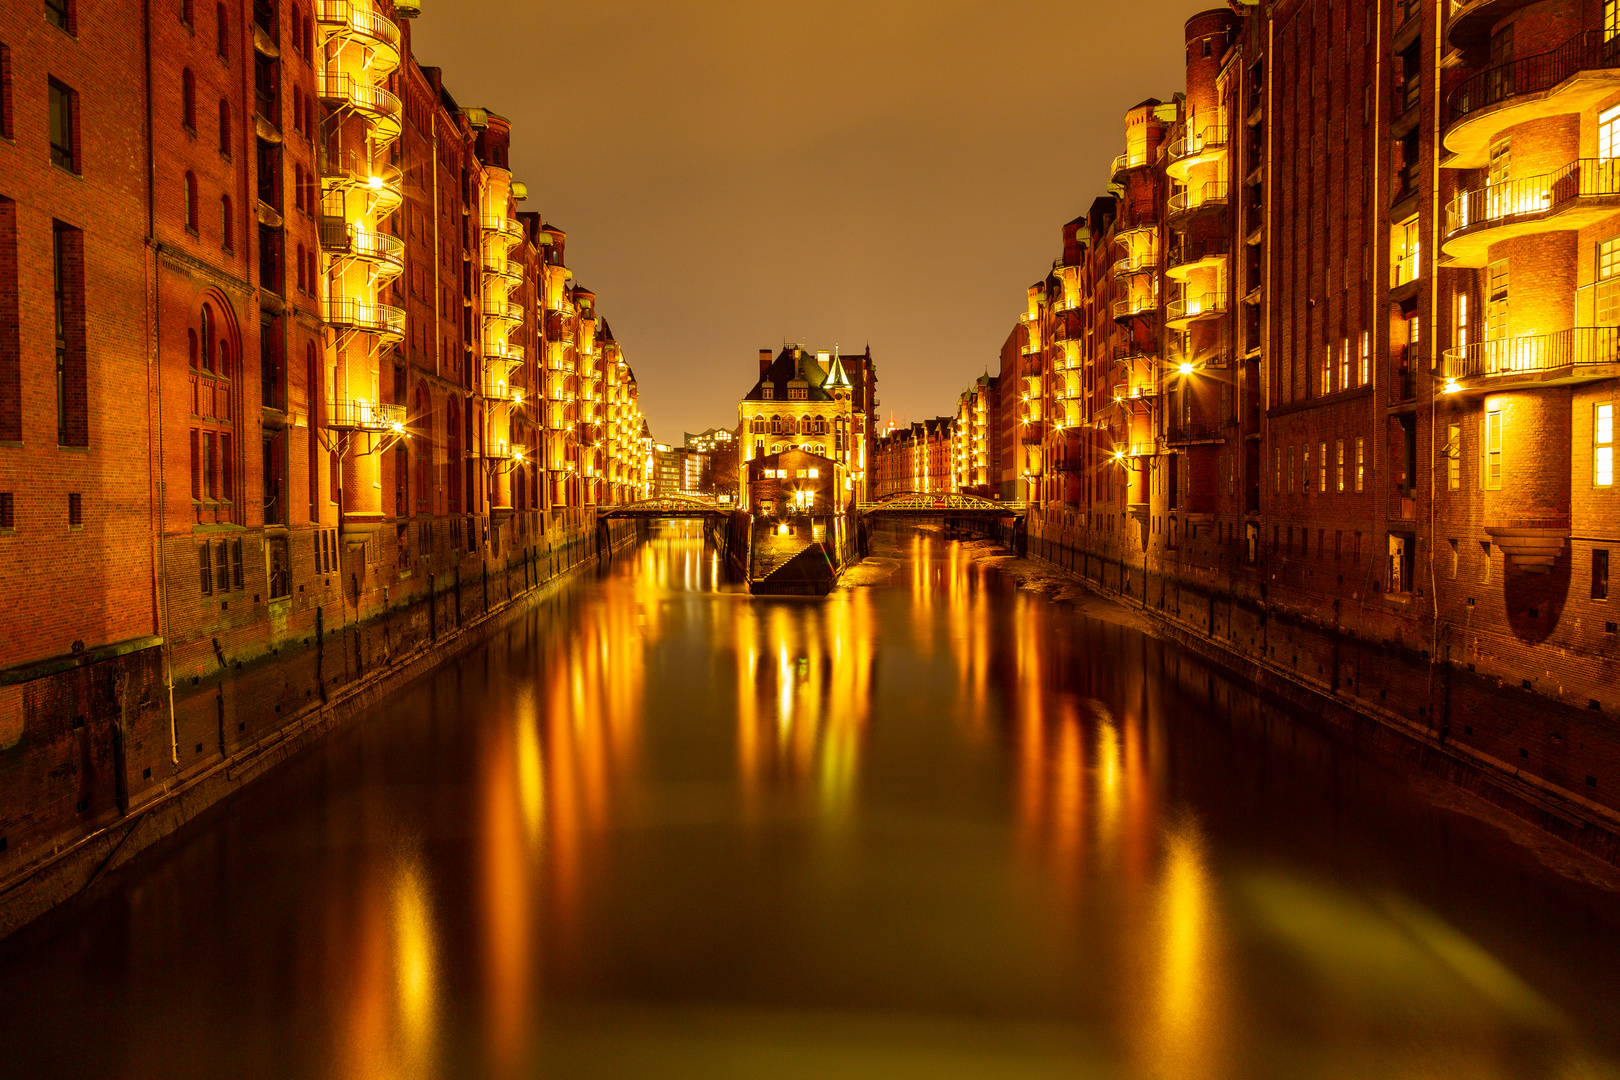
2,525,1618,1079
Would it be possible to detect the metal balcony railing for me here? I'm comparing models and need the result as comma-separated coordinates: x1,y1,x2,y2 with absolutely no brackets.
483,341,524,365
481,215,523,241
318,219,404,271
316,73,402,126
1442,326,1620,378
327,398,406,431
1165,422,1223,444
1167,293,1226,322
481,298,523,323
1166,237,1230,272
325,296,404,338
1112,252,1158,277
313,0,400,53
1450,31,1620,117
481,255,524,282
1393,247,1421,287
1167,121,1228,163
1446,158,1620,235
482,373,523,403
1168,182,1230,218
1113,296,1157,319
1111,150,1152,178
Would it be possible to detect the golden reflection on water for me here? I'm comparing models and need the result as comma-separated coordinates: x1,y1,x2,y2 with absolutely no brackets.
313,527,1615,1080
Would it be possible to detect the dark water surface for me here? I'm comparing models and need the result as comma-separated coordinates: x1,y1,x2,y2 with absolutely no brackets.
3,526,1619,1079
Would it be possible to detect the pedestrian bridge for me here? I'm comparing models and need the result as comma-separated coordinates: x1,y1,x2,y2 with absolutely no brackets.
857,492,1027,518
597,496,732,520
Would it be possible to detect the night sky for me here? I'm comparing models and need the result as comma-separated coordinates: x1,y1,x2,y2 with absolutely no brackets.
413,0,1203,440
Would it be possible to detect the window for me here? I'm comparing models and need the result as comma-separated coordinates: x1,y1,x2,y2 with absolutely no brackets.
181,0,193,25
268,537,290,598
1355,436,1365,491
52,222,86,447
1336,439,1345,492
1600,238,1620,330
231,538,244,589
182,68,196,130
1484,406,1503,490
67,492,81,527
0,492,12,530
45,0,72,33
1597,403,1615,486
1456,293,1470,350
1339,340,1350,391
215,539,229,593
219,99,231,155
184,172,199,233
1273,445,1281,494
1486,260,1509,344
216,3,229,59
1393,217,1420,285
0,43,13,140
1318,441,1327,493
221,195,233,252
49,78,78,172
1595,549,1611,600
199,542,212,595
1448,423,1462,490
1321,344,1332,395
1359,331,1369,386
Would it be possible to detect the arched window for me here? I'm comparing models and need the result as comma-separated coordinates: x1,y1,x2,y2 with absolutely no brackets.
446,396,462,513
188,329,199,370
218,99,230,155
190,298,237,519
184,171,198,232
220,195,233,252
181,0,194,25
215,3,228,59
292,87,302,134
413,385,431,514
200,304,216,371
295,243,306,292
181,68,195,130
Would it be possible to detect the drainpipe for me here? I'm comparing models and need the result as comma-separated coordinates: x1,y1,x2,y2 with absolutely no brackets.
144,0,178,766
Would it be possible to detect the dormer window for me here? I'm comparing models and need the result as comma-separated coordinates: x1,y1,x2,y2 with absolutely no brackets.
762,386,774,400
789,387,807,400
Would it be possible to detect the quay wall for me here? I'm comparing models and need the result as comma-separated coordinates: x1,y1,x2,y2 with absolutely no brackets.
977,515,1620,867
0,514,638,939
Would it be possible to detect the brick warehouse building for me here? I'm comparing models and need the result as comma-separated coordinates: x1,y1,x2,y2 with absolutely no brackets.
0,0,649,885
913,1,1620,859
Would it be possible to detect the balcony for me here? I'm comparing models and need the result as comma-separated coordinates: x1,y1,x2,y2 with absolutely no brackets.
1115,217,1158,244
481,298,524,325
481,214,523,243
1165,237,1229,281
313,1,401,70
1165,422,1225,446
327,398,405,432
1167,182,1229,228
482,373,524,404
483,440,529,462
316,74,402,142
1113,295,1157,322
1110,149,1152,180
1165,121,1228,182
1440,326,1620,390
1446,0,1551,63
1392,248,1420,289
325,296,404,340
483,341,524,365
481,255,523,285
1445,32,1620,168
1166,292,1226,330
1112,251,1158,279
1442,159,1620,266
318,219,404,275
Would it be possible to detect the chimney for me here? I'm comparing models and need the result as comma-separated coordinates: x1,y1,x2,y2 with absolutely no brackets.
759,349,772,377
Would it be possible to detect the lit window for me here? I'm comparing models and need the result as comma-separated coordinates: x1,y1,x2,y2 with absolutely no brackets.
1336,439,1345,492
1600,238,1620,327
1318,441,1327,492
1597,403,1614,487
1355,437,1365,491
1359,331,1369,385
1595,549,1611,600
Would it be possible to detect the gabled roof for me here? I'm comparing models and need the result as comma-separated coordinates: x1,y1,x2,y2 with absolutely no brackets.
741,346,844,403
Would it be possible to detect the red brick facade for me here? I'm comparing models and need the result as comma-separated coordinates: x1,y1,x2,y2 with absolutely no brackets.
0,0,649,882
